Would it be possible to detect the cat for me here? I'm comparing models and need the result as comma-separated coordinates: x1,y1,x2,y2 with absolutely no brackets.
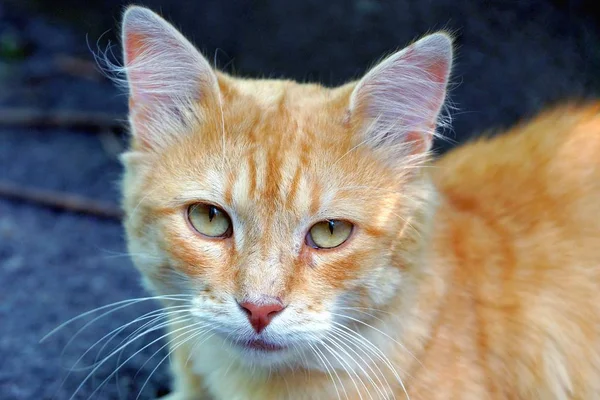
117,5,600,400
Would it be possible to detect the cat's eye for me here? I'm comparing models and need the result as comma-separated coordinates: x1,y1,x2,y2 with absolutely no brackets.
306,220,353,249
187,203,232,238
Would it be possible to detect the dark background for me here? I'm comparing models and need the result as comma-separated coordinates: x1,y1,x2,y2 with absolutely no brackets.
1,0,599,399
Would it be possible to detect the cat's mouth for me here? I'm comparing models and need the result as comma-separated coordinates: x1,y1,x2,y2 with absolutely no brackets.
233,338,286,352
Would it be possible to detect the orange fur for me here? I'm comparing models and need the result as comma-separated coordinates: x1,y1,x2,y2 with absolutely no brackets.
118,7,600,400
422,103,600,399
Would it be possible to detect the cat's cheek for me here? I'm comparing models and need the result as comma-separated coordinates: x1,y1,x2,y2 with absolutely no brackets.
331,265,401,312
366,266,403,306
312,257,357,291
125,224,172,275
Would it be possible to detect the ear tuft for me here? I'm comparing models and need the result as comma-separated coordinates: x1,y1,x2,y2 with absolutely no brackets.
120,6,218,150
350,32,453,158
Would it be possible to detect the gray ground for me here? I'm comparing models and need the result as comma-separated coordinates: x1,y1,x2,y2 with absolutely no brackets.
1,0,599,399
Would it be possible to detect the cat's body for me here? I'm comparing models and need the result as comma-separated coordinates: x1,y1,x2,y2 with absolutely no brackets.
116,6,600,400
419,104,600,399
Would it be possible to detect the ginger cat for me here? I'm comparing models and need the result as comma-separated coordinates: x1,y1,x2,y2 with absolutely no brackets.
118,6,600,400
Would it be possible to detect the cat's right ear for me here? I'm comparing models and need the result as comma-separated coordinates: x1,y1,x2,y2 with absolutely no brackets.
121,6,219,151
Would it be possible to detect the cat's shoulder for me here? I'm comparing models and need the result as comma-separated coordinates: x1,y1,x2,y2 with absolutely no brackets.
432,102,600,213
428,103,600,398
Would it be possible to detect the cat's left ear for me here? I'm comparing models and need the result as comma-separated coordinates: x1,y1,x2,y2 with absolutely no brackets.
349,32,453,156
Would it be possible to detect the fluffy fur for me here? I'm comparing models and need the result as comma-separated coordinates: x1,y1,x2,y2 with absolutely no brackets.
118,6,600,400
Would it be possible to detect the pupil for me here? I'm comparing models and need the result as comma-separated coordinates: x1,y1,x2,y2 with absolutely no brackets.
208,206,216,222
328,220,335,234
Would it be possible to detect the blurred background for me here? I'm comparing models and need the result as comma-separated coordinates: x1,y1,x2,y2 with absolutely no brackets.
0,0,599,398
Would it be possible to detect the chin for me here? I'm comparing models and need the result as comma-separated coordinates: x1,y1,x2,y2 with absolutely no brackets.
235,346,296,368
201,327,320,370
221,335,301,368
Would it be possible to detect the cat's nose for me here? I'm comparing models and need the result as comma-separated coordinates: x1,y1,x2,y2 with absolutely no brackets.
238,299,284,334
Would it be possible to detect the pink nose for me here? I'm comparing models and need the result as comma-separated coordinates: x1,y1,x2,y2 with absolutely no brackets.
239,300,284,333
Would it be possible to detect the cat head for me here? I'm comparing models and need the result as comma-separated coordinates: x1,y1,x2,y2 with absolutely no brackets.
119,6,452,368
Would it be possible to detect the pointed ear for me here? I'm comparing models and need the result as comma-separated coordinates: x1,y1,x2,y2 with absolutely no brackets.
121,6,219,150
349,33,453,158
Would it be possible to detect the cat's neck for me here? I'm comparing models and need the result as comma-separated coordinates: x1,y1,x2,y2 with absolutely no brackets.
384,174,452,372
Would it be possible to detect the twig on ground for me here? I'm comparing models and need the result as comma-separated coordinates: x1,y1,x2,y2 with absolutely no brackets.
0,108,126,132
0,181,123,221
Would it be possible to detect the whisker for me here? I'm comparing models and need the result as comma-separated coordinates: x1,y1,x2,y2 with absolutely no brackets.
326,335,388,399
291,343,311,381
327,331,393,399
100,252,163,261
96,313,192,399
331,324,410,400
184,327,209,367
124,185,163,225
131,322,208,383
51,309,190,399
52,300,193,396
307,342,346,400
135,330,210,400
84,321,205,400
134,327,215,400
98,320,191,400
69,306,190,371
110,313,188,400
112,313,193,397
330,313,420,364
318,339,368,400
336,306,394,316
222,356,237,379
68,318,197,400
41,295,193,343
331,323,404,378
335,308,391,325
108,310,191,369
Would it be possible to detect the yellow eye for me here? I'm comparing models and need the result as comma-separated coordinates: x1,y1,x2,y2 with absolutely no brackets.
187,203,232,238
307,220,353,249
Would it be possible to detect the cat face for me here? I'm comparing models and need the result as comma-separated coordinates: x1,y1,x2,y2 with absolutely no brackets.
119,7,451,368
